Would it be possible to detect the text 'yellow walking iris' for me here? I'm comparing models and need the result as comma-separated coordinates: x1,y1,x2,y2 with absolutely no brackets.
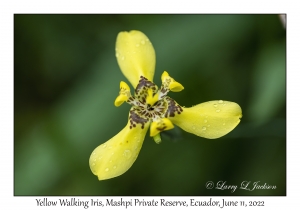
89,30,242,180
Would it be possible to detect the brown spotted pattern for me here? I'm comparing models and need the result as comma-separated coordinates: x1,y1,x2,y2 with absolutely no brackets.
127,76,183,129
129,110,148,129
135,76,158,99
164,97,183,117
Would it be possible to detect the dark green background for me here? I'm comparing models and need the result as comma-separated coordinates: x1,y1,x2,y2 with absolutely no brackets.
14,14,286,195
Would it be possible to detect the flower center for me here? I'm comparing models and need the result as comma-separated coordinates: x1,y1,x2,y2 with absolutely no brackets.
115,71,184,139
127,76,182,130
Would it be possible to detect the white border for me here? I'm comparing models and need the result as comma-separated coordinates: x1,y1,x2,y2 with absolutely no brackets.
2,0,299,209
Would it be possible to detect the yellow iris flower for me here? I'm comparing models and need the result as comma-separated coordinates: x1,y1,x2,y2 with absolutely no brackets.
89,30,242,180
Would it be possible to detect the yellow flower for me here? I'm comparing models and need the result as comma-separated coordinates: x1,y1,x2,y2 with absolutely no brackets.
89,30,242,180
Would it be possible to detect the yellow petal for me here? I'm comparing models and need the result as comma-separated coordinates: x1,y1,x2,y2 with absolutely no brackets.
150,118,174,137
169,100,242,139
169,81,184,92
120,80,130,90
116,30,156,88
114,81,131,107
114,94,128,107
146,88,159,106
161,71,184,92
89,121,150,180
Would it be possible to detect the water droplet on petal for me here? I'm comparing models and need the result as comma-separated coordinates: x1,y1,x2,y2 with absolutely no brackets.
103,144,107,148
111,152,114,155
98,156,102,160
105,168,109,172
113,165,117,169
214,104,218,108
141,40,145,45
208,125,210,127
136,43,140,47
192,125,196,130
223,123,226,125
202,126,207,131
92,152,96,156
204,119,208,123
92,163,95,166
218,100,223,104
216,109,220,113
123,150,132,159
116,53,119,57
121,56,125,60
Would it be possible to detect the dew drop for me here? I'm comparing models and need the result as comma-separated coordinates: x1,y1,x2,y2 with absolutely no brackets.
113,165,117,169
218,100,224,104
98,156,102,160
216,109,220,113
111,152,114,155
93,158,96,161
121,56,125,60
141,40,145,45
116,53,119,57
208,125,210,127
202,126,207,131
204,119,208,123
103,144,107,148
105,168,109,172
123,150,132,159
213,104,218,108
223,123,226,126
136,43,140,47
92,152,96,156
108,146,112,149
192,125,196,130
92,163,95,166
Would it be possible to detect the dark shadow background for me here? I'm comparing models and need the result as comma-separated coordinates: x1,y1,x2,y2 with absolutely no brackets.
14,14,286,196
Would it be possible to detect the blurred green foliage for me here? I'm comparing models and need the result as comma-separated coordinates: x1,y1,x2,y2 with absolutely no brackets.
14,14,286,195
